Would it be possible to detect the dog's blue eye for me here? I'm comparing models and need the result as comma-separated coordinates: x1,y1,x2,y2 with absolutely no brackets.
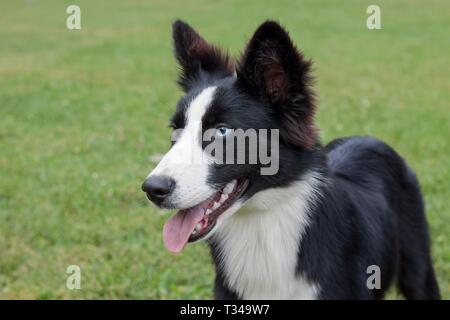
216,126,231,137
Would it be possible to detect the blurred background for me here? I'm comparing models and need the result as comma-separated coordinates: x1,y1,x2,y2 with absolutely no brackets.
0,0,449,299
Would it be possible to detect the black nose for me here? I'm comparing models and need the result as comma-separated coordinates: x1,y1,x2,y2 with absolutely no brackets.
142,176,175,205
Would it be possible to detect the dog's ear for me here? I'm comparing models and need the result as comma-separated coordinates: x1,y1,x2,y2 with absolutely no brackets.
172,20,233,91
237,21,317,149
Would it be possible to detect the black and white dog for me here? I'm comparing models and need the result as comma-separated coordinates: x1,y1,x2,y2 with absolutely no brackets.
141,20,440,299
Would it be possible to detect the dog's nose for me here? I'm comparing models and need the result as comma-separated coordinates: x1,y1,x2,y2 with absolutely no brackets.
142,176,175,204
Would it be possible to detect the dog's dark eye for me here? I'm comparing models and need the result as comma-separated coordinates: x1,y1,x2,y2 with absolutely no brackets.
216,126,231,137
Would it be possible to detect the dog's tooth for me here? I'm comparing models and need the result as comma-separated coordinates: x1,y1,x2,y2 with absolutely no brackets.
223,184,232,194
206,209,212,215
195,223,202,231
212,202,220,210
220,193,228,203
224,180,236,194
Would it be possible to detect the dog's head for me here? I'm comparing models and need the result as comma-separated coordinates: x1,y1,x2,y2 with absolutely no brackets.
142,20,318,253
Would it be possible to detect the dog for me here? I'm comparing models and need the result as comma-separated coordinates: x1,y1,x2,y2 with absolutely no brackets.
141,20,440,300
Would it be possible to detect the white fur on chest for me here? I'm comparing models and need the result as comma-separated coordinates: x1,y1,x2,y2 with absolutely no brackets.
213,173,323,299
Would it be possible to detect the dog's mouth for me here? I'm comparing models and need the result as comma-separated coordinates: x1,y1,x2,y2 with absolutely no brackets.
162,179,249,253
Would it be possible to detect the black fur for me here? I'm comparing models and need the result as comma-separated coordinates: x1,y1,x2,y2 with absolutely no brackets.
168,20,440,300
172,20,234,91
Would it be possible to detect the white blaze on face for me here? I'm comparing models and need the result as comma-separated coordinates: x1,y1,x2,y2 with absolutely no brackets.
148,86,217,208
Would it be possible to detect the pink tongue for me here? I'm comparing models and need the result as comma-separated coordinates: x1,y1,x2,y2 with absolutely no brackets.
163,205,206,253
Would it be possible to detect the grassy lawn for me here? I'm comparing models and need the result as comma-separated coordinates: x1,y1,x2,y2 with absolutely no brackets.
0,0,449,299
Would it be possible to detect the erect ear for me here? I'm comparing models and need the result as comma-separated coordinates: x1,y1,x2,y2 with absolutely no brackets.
172,20,233,91
236,21,317,149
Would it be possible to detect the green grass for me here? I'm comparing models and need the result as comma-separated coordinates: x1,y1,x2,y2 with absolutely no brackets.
0,0,449,299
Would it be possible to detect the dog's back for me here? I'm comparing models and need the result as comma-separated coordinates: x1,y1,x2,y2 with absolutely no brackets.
321,136,440,299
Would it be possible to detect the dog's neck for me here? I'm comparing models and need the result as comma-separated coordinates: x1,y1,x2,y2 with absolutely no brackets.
210,171,325,299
